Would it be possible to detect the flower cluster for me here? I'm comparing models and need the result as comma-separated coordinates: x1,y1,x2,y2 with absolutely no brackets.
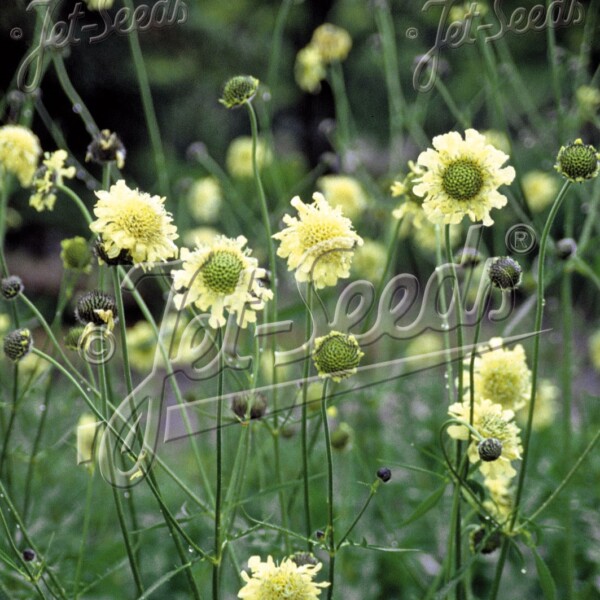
295,23,352,93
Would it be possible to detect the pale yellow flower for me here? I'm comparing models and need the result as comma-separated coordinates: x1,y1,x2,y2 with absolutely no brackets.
465,337,531,411
273,192,363,289
90,180,178,268
522,170,560,213
30,150,76,212
226,136,271,178
317,174,367,220
295,46,326,93
414,129,515,226
448,398,522,481
483,475,514,525
172,235,272,329
404,332,444,370
352,239,387,281
0,125,41,187
187,177,222,222
77,414,99,466
516,379,558,431
238,555,329,599
311,23,352,63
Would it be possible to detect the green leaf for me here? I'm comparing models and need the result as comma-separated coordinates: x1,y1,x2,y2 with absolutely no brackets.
400,484,448,527
531,546,557,600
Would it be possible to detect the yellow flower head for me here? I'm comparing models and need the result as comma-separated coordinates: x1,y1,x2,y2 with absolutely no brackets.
467,337,531,411
312,331,364,382
521,170,560,213
238,555,329,599
414,129,515,226
590,329,600,371
448,398,522,482
90,180,178,268
483,475,514,525
295,46,326,93
0,125,41,187
226,136,271,178
172,235,272,329
273,192,363,289
517,379,558,431
30,150,76,212
317,174,367,220
187,177,222,223
311,23,352,63
352,239,387,281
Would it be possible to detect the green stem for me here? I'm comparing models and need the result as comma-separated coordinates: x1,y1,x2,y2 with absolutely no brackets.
122,0,169,197
320,379,335,599
0,364,18,487
336,480,379,550
490,180,571,599
57,184,92,224
73,470,96,599
213,328,224,600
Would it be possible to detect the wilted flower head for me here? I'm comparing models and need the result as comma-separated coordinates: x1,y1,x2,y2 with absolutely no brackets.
488,257,522,291
312,330,364,382
555,139,600,182
90,180,178,268
75,290,117,327
3,328,33,362
0,124,41,187
413,129,515,226
219,75,259,109
30,150,76,212
226,136,271,178
86,129,126,169
172,235,272,329
238,555,329,599
1,275,24,300
317,174,367,220
273,192,363,289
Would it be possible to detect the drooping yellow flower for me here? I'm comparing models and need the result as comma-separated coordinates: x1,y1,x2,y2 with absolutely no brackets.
90,180,178,268
413,129,515,226
187,177,222,222
0,125,41,187
317,174,367,220
172,235,272,329
226,136,271,178
466,337,531,411
311,23,352,63
295,46,326,93
448,398,522,482
238,555,329,599
273,192,363,289
29,150,77,212
521,170,560,213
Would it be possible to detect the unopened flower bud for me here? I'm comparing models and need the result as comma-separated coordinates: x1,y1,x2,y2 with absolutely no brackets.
231,392,267,421
377,467,392,482
4,328,33,362
555,139,600,182
556,237,577,260
477,437,503,462
488,257,522,291
1,275,24,300
219,75,259,109
86,129,126,169
22,548,36,562
61,236,92,272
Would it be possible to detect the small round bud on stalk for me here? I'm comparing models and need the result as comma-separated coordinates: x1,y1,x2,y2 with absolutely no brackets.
3,328,33,362
22,548,36,562
219,75,259,109
330,422,353,451
555,139,600,182
377,467,392,483
556,238,577,260
86,129,126,169
1,275,24,300
75,290,117,326
64,326,86,351
488,257,522,291
477,437,503,462
60,236,92,272
231,392,267,421
469,527,502,554
315,530,325,540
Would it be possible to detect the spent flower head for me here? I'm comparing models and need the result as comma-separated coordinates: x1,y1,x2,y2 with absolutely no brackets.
4,328,33,362
220,75,259,109
312,331,364,382
555,138,600,182
488,257,522,291
86,129,126,169
172,235,272,329
238,555,329,599
1,275,24,300
0,124,41,187
273,192,363,289
413,128,515,226
30,150,76,212
90,180,178,268
75,290,117,326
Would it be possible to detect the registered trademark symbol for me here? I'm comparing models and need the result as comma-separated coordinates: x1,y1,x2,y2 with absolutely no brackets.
505,224,537,254
10,27,23,41
406,27,419,39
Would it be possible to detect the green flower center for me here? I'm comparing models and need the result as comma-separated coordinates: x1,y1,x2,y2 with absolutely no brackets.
557,142,599,181
442,160,484,201
202,250,244,295
220,75,259,108
313,333,362,377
